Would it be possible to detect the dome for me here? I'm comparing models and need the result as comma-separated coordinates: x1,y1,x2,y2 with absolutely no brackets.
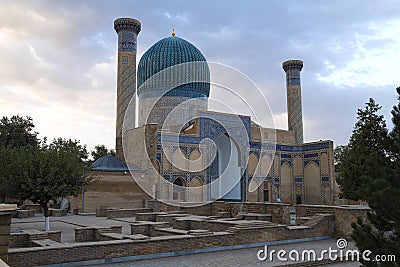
91,155,129,172
137,35,210,98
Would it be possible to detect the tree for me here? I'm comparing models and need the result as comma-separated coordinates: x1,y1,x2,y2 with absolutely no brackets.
333,145,347,168
350,89,400,266
336,98,390,201
0,146,23,202
388,87,400,163
90,144,115,162
51,138,89,163
14,138,90,231
0,115,39,202
0,115,38,148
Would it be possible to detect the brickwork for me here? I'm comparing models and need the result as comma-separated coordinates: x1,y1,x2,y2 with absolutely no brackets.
49,208,67,217
131,221,170,236
333,206,369,239
0,204,17,263
22,204,42,213
69,172,149,212
114,18,141,162
75,226,122,242
16,209,35,218
10,230,61,248
135,212,166,221
146,200,292,224
7,202,370,266
295,204,370,239
282,60,304,144
8,212,335,267
106,208,152,219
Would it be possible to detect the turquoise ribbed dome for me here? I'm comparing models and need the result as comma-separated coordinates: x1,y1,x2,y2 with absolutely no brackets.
91,155,128,172
137,36,210,98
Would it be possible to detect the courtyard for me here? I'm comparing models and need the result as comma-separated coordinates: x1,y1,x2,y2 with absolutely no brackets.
7,203,369,267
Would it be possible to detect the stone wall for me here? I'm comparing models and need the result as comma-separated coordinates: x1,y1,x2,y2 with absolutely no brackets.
22,204,42,213
295,204,370,239
6,200,369,266
146,200,291,224
147,200,368,238
75,226,122,242
10,230,61,248
296,204,336,217
333,206,370,238
8,214,334,267
69,172,148,212
106,208,152,219
0,204,17,264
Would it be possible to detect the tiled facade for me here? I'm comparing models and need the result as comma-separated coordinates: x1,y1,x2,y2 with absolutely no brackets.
117,17,334,205
114,18,141,161
149,112,334,204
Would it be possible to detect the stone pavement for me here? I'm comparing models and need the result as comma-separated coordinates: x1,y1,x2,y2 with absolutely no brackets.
92,239,361,267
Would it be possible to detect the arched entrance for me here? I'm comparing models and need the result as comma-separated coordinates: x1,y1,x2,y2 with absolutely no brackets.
304,161,320,204
248,179,260,202
211,133,241,201
281,162,292,204
263,180,272,202
173,177,186,201
189,177,203,202
295,185,302,204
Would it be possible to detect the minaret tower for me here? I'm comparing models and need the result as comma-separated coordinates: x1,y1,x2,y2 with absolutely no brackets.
114,18,141,161
282,60,304,144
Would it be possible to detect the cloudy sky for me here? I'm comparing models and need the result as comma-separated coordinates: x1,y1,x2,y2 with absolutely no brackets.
1,0,399,151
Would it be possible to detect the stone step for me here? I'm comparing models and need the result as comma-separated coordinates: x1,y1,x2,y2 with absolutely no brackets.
31,238,61,247
154,227,188,235
124,234,151,240
305,208,334,216
227,225,275,232
100,232,125,240
188,229,211,236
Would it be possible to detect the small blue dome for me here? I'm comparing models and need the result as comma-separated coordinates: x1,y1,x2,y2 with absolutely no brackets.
137,36,210,98
91,155,129,172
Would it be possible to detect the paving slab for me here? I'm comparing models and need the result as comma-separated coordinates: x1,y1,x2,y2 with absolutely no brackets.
91,239,361,267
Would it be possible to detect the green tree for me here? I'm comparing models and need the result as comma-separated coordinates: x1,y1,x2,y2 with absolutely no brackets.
14,138,90,231
90,144,115,162
350,89,400,266
336,98,390,201
0,115,38,148
0,146,23,202
388,87,400,163
0,115,39,202
51,138,89,163
333,145,347,168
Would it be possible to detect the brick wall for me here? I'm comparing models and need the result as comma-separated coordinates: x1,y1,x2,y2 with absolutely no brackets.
0,204,17,264
8,214,334,267
333,206,370,238
106,208,152,219
69,172,149,212
147,200,291,224
10,230,61,248
295,204,369,239
75,226,122,242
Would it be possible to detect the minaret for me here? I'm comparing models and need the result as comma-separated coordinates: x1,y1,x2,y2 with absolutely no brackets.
114,18,141,161
282,60,304,144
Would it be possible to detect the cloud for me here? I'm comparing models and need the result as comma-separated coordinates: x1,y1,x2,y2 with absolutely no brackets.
317,19,400,88
1,0,399,151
